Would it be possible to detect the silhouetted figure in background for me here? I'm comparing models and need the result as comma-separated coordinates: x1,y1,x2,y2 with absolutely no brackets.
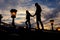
33,3,44,30
25,10,32,29
0,14,3,25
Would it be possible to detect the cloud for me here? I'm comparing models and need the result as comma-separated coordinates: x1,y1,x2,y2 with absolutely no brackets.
40,4,54,21
42,5,60,29
44,5,60,21
0,0,4,3
19,0,32,3
0,0,32,10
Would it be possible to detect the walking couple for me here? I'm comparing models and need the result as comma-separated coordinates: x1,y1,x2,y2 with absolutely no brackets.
25,3,44,30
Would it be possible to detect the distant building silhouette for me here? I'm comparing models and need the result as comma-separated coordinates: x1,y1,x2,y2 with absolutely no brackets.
25,10,33,29
33,3,44,30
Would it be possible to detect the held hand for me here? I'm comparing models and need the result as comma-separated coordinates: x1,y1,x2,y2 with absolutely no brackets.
31,15,35,17
31,15,34,17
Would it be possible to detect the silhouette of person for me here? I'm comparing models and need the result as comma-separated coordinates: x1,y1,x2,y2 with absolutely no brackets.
0,14,3,25
25,10,33,29
33,3,44,30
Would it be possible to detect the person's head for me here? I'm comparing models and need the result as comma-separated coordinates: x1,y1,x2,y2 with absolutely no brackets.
0,14,3,18
26,10,30,14
35,3,38,6
26,10,28,13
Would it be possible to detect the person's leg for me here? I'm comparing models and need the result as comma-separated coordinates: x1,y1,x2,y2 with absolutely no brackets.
25,20,28,28
28,21,31,29
36,20,40,30
40,20,44,30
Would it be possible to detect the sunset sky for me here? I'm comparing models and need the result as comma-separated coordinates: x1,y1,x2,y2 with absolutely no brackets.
0,0,60,30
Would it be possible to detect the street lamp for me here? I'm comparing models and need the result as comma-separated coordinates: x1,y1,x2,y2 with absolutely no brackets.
50,20,54,31
56,27,60,31
10,9,17,27
0,14,3,25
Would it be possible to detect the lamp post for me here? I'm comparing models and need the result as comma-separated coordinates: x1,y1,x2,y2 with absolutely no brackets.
56,27,60,31
10,9,17,27
0,14,3,25
50,20,54,31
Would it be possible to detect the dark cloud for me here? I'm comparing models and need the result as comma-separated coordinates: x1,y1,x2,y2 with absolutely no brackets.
0,0,19,10
43,5,60,23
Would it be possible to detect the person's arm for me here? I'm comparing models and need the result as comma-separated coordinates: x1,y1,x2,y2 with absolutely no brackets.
33,11,36,17
31,12,36,17
29,12,33,17
30,14,33,17
33,8,37,16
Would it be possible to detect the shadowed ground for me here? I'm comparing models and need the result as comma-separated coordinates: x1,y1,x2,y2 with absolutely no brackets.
0,25,60,40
